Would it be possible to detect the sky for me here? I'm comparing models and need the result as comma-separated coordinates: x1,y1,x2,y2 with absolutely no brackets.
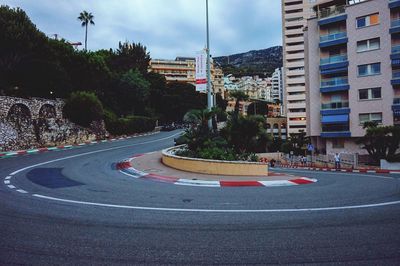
2,0,282,59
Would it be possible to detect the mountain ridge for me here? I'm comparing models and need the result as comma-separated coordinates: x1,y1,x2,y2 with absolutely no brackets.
214,46,282,77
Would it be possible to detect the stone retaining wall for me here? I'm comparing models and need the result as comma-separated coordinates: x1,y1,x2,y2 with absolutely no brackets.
0,96,106,151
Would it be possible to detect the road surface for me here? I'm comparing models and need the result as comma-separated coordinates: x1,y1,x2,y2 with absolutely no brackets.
1,130,399,264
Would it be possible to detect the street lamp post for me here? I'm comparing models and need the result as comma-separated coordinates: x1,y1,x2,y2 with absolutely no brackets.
206,0,213,129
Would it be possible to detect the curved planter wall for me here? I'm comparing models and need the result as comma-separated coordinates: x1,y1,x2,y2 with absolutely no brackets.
162,146,269,176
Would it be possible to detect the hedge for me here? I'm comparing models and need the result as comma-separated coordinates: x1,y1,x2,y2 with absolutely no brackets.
105,114,156,135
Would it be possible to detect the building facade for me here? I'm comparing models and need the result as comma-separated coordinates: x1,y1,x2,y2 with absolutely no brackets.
281,0,316,135
305,0,395,154
149,57,225,98
271,67,286,115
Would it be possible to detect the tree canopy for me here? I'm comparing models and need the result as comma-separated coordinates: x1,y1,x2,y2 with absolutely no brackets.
0,5,213,129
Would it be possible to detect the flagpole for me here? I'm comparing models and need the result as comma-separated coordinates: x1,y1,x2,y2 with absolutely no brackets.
206,0,213,129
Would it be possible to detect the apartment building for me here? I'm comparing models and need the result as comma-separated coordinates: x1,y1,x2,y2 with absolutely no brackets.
305,0,396,154
271,67,286,115
149,57,225,98
281,0,316,135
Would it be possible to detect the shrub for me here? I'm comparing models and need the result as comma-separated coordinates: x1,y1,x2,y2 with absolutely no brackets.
105,114,156,135
63,91,104,127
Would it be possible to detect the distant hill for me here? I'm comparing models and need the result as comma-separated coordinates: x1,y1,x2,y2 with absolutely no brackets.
214,46,282,78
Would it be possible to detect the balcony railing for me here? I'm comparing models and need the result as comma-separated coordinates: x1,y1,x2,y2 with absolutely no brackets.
320,32,347,43
321,77,348,87
320,54,348,65
321,101,349,110
393,70,400,79
391,19,400,28
394,98,400,105
392,45,400,54
318,5,346,19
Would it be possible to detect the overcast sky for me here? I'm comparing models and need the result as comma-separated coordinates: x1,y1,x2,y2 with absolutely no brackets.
3,0,282,59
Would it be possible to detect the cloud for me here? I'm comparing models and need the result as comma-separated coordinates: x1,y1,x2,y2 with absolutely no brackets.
2,0,282,58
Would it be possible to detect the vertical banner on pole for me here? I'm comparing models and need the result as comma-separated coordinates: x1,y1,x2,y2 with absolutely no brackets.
195,50,207,92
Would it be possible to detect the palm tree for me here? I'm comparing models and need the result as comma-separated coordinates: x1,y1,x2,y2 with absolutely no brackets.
184,107,224,132
78,11,95,50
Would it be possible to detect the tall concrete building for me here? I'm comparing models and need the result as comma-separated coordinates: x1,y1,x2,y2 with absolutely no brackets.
281,0,316,135
305,0,395,154
271,67,286,115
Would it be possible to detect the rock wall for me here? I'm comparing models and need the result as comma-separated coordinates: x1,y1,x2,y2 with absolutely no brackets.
0,96,107,151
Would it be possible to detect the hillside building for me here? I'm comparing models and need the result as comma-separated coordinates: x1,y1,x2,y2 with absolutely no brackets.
149,57,225,98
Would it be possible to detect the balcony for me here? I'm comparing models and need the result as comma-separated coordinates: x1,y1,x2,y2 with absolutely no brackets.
318,6,347,26
393,98,400,117
390,19,400,34
392,70,400,85
321,123,350,138
392,45,400,64
321,131,351,138
320,54,349,74
321,101,350,115
320,77,350,93
319,32,348,48
389,0,400,9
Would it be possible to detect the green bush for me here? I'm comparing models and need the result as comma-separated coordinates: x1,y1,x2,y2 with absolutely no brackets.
63,91,104,127
105,113,156,135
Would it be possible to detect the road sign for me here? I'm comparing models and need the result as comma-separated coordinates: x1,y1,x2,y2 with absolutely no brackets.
307,144,314,151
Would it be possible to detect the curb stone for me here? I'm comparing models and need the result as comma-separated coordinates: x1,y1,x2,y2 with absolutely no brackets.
116,156,318,188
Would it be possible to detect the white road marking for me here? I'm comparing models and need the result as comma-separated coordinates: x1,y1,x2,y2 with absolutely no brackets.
7,185,16,189
175,179,220,187
16,189,28,194
8,132,182,176
4,180,10,184
258,180,293,187
32,194,400,213
5,176,11,180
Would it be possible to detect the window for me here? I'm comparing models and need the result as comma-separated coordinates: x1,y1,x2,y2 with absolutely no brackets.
359,88,381,100
332,139,345,149
358,63,381,76
359,113,382,124
357,38,380,52
356,13,379,28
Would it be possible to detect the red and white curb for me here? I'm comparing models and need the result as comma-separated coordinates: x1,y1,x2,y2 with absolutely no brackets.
0,132,159,159
277,164,400,175
116,156,317,188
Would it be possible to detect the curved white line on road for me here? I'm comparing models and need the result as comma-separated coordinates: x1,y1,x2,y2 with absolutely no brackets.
8,132,182,176
5,131,400,213
32,194,400,213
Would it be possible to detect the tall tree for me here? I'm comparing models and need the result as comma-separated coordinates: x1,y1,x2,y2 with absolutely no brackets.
78,11,95,50
110,41,151,75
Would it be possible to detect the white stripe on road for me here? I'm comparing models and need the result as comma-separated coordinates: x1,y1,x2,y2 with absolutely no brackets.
16,189,28,194
7,185,16,189
9,132,182,176
4,180,10,184
258,180,293,187
32,194,400,213
175,179,220,187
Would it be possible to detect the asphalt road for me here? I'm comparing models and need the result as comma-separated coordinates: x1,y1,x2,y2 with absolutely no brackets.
1,130,400,265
